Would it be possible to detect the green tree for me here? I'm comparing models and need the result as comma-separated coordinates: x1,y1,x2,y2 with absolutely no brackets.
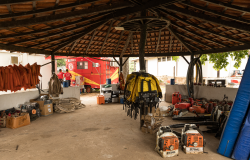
200,50,249,71
57,59,66,67
129,58,135,73
172,56,180,62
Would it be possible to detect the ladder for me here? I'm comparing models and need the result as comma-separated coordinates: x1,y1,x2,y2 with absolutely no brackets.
106,59,110,81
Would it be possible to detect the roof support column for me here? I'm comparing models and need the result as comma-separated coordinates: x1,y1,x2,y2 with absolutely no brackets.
51,53,55,74
119,57,123,73
139,23,147,71
190,53,194,98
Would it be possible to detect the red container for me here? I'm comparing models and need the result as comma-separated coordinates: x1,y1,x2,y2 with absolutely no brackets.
172,92,181,105
97,95,105,105
188,98,194,105
175,103,191,110
189,105,206,114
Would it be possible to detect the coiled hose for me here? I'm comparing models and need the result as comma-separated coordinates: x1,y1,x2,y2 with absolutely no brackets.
186,58,203,98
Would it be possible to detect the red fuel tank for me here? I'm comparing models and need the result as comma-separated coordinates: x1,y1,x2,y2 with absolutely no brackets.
175,103,191,110
172,92,181,105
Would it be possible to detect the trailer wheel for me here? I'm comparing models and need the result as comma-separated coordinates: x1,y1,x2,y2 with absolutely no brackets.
86,86,92,93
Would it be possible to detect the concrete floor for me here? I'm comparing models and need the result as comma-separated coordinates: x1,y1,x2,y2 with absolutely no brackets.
0,93,230,160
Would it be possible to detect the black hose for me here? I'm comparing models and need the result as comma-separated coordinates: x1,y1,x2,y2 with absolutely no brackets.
169,121,218,128
172,116,211,121
186,58,203,97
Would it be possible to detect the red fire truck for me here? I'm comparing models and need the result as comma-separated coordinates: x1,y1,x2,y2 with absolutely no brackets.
46,56,119,93
66,57,119,92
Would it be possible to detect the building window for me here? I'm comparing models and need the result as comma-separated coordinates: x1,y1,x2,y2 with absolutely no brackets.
77,61,88,69
11,56,18,64
158,58,161,62
162,57,166,62
167,56,171,61
84,61,88,69
68,59,76,62
92,63,99,67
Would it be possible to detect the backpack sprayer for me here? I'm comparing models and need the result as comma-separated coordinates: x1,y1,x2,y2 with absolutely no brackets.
155,126,179,157
181,124,205,154
123,72,162,120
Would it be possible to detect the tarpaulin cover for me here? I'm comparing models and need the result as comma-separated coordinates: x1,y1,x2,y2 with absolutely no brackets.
232,107,250,160
217,58,250,157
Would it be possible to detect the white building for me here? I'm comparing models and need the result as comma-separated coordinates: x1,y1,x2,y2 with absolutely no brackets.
0,50,52,93
133,55,248,84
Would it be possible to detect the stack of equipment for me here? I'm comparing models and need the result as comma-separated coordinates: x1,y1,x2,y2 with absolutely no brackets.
112,91,120,103
155,126,179,158
19,102,41,121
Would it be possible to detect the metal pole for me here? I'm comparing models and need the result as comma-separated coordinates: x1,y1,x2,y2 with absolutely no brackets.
51,54,55,74
190,53,194,98
139,24,147,71
139,10,148,129
119,57,123,73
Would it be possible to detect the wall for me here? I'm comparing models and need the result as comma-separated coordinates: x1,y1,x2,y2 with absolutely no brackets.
0,51,51,91
147,57,157,75
165,84,238,103
0,87,80,110
177,56,190,77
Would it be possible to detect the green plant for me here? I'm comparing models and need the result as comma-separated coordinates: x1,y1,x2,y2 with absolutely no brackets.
172,56,180,62
200,50,249,71
57,59,66,67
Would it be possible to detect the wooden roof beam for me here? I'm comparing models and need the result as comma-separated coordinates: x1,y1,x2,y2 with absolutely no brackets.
54,52,192,57
164,5,250,34
200,0,250,14
0,43,51,55
177,32,214,49
0,0,100,20
168,26,193,53
155,29,161,53
169,33,172,52
113,31,124,55
160,9,249,46
171,21,227,47
85,30,97,54
120,32,133,58
69,41,77,54
130,33,134,54
0,0,183,30
0,12,110,39
9,17,105,45
54,44,250,57
52,20,108,53
99,20,114,54
0,0,40,5
181,2,250,25
0,1,132,29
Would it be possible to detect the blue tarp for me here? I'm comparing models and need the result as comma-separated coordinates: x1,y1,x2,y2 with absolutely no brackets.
232,107,250,160
217,58,250,157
